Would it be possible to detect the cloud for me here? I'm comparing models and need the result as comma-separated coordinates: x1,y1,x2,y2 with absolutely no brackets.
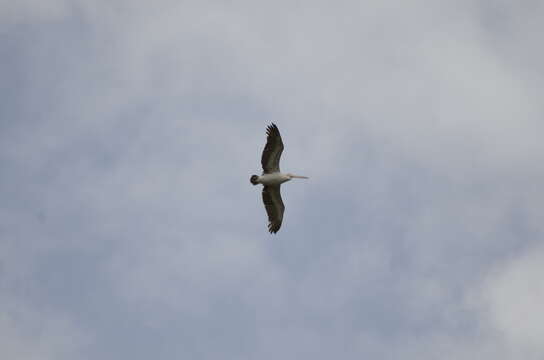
0,0,70,28
0,297,87,360
1,0,544,359
475,245,544,358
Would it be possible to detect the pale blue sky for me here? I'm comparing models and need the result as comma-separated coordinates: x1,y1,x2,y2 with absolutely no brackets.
1,1,544,359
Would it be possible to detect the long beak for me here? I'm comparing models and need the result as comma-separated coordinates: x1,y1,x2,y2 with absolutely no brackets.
290,175,309,179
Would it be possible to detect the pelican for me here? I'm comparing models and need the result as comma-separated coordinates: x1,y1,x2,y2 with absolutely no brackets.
250,123,308,233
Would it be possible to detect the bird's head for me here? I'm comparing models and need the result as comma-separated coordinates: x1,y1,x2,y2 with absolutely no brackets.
250,175,260,185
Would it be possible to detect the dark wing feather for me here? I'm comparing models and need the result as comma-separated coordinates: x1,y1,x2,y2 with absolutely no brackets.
262,185,285,233
261,123,284,174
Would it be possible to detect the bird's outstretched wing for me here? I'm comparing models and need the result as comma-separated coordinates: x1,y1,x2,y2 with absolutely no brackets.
262,185,285,233
261,123,284,174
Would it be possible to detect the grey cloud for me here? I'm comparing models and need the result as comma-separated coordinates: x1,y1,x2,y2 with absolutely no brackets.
1,0,543,359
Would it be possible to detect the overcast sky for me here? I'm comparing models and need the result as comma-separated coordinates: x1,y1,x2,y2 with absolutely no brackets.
2,1,544,359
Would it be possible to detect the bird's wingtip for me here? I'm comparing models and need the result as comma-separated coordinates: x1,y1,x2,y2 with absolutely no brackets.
268,223,280,234
266,123,280,136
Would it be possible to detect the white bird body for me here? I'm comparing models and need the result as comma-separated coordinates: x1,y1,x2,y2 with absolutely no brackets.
250,124,308,233
256,173,291,186
256,173,308,186
257,173,291,186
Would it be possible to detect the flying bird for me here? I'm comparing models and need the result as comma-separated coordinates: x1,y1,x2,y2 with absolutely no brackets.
250,124,308,233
